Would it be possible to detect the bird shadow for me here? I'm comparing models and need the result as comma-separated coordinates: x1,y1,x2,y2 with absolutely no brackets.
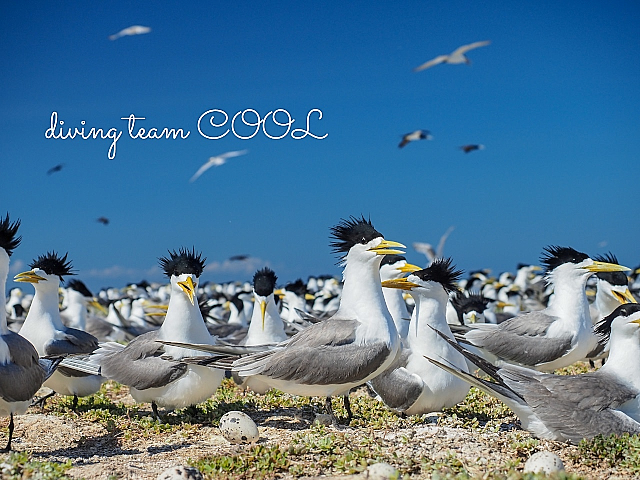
30,432,141,459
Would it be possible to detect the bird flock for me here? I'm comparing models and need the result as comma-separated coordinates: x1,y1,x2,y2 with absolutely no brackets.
2,212,640,454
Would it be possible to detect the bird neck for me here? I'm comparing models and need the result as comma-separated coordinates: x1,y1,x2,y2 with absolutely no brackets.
246,295,285,345
160,288,212,345
26,284,66,330
406,293,449,349
602,329,640,389
546,271,591,328
0,268,8,335
339,256,398,343
382,287,410,322
595,286,622,319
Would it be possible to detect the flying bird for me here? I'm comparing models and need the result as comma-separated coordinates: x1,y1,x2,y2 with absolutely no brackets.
413,40,491,72
460,144,485,153
109,25,151,41
399,130,432,148
97,217,110,225
47,164,64,175
189,150,248,182
229,255,249,262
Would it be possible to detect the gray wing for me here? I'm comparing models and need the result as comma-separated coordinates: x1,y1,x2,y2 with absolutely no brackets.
464,312,573,366
234,318,391,385
98,331,187,390
44,327,99,356
0,332,46,402
453,40,491,55
369,349,423,411
501,367,640,443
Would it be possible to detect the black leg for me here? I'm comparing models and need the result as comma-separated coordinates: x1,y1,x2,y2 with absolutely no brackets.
71,395,79,411
152,402,163,421
342,394,353,423
1,413,14,452
31,391,56,409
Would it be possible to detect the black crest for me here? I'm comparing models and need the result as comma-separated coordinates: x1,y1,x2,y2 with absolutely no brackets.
329,216,382,256
159,247,206,278
253,267,277,296
0,213,21,257
66,279,93,297
595,303,640,342
285,278,307,296
380,254,407,267
29,251,75,281
413,258,462,293
540,246,589,273
593,253,628,286
451,291,490,316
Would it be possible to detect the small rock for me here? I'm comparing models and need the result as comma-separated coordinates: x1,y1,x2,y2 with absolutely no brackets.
364,462,399,479
523,451,565,475
314,413,334,426
219,411,259,444
157,466,203,480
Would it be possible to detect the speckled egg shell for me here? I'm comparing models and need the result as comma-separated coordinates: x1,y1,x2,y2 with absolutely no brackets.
523,451,565,474
219,411,259,444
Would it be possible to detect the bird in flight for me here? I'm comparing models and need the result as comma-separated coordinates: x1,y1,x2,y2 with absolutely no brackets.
47,164,64,175
460,144,485,153
413,40,491,72
97,217,110,226
109,25,151,41
399,130,432,148
189,150,248,182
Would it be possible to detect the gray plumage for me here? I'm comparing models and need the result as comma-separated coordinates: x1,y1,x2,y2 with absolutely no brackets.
368,350,422,411
97,331,188,390
0,333,51,403
233,318,391,385
428,323,640,444
457,311,573,366
43,328,99,356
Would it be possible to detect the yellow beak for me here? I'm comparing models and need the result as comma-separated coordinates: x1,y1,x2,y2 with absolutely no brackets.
369,240,406,256
89,298,108,316
381,278,418,291
260,299,267,330
584,261,631,273
274,288,286,299
398,263,421,273
177,276,196,305
613,288,637,305
14,270,47,284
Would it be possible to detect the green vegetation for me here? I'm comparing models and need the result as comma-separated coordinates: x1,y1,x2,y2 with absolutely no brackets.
0,451,72,480
578,433,640,474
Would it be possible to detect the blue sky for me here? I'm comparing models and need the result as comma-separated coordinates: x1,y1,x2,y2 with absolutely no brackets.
1,1,639,292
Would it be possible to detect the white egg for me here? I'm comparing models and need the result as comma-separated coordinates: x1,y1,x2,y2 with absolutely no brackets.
219,411,259,444
523,451,565,474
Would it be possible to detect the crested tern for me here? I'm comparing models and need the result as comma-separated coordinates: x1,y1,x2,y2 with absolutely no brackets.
0,214,61,450
453,246,630,371
398,130,432,149
379,254,420,340
189,150,248,182
413,40,491,72
178,216,405,421
91,248,224,417
370,258,470,414
428,303,640,444
16,252,104,409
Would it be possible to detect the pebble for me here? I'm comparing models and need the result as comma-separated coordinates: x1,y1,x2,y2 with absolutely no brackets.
157,466,203,480
363,462,399,479
523,451,565,474
219,411,260,444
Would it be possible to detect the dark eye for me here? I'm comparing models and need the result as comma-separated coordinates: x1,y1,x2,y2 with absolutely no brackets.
361,236,367,243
